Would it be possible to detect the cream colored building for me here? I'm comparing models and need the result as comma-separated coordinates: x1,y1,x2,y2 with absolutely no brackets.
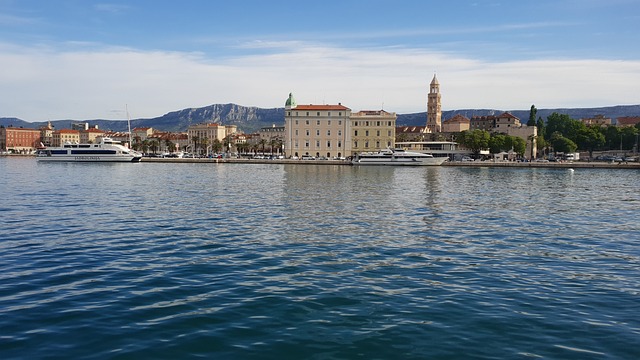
52,129,80,146
284,93,351,158
79,128,105,144
442,114,470,133
187,123,237,153
351,110,396,153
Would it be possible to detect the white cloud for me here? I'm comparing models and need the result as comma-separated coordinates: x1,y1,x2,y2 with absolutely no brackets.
1,41,639,121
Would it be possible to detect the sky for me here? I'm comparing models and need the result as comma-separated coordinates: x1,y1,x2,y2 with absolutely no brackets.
1,0,639,121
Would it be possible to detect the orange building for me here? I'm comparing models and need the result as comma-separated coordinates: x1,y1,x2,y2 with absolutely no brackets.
0,126,41,153
52,129,80,147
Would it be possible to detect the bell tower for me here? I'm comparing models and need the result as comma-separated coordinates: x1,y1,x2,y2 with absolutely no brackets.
426,74,442,133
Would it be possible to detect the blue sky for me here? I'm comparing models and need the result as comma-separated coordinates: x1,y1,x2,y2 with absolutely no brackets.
1,0,639,121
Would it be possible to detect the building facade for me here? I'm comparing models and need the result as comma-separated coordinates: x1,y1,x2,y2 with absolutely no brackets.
426,74,442,133
52,129,80,147
351,110,396,153
284,93,351,158
187,123,237,154
0,126,41,153
79,128,105,144
442,114,470,133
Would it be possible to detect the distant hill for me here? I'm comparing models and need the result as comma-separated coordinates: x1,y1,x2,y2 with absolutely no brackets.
2,104,639,133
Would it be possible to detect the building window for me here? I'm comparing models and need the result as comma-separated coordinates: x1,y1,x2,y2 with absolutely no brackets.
316,140,320,147
338,140,342,148
365,121,369,126
354,121,358,126
339,120,342,125
287,111,290,116
354,141,358,148
376,130,380,136
305,141,309,148
317,120,320,125
306,130,310,136
376,141,380,148
317,112,320,116
316,129,320,136
327,140,331,148
338,130,342,136
354,130,358,136
328,120,331,125
339,112,342,116
365,141,369,148
306,120,309,125
327,130,331,136
306,112,309,116
377,121,380,126
388,130,391,136
328,112,331,117
295,130,299,136
365,130,369,136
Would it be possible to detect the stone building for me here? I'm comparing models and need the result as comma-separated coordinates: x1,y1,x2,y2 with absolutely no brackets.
351,110,396,153
284,93,351,158
52,129,80,147
442,114,470,133
426,74,442,133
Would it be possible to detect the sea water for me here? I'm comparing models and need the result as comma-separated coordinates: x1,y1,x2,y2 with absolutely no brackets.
1,157,639,359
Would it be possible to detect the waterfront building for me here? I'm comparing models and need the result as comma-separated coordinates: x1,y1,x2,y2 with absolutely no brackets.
284,93,351,158
442,114,470,133
187,123,237,154
79,128,105,144
52,129,80,147
0,126,41,153
132,127,154,142
351,110,396,153
426,74,442,133
102,131,133,147
259,124,285,154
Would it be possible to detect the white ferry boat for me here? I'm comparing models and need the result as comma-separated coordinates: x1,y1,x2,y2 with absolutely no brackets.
352,148,448,166
36,137,142,162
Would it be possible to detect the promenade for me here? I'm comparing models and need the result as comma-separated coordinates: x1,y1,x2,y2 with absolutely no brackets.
141,157,640,169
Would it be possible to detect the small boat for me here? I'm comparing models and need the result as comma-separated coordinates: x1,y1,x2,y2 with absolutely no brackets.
352,148,448,166
36,137,142,162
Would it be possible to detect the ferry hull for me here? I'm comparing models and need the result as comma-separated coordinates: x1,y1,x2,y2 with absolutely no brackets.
352,157,447,166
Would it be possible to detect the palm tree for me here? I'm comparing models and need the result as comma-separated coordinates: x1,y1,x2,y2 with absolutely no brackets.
191,135,199,155
133,135,142,151
164,139,174,153
212,139,223,154
200,136,209,156
258,139,267,155
148,138,159,154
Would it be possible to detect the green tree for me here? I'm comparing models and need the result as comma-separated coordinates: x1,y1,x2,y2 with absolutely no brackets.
576,125,605,158
191,135,199,154
211,139,223,154
488,133,507,153
459,129,490,156
550,132,577,154
200,136,209,156
527,105,537,126
164,139,174,153
512,136,526,156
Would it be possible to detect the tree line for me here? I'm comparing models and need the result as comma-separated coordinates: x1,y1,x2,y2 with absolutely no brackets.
457,105,640,158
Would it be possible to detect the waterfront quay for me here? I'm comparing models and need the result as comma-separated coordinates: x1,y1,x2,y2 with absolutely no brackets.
141,156,640,169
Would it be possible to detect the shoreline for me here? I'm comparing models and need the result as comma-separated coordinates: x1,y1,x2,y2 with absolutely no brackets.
4,154,639,169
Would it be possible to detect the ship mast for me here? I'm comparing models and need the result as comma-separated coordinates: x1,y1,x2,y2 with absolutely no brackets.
126,104,132,149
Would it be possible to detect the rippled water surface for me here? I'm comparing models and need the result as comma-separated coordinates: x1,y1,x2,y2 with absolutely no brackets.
1,157,639,359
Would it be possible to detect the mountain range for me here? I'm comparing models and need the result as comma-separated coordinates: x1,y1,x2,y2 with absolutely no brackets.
2,104,639,134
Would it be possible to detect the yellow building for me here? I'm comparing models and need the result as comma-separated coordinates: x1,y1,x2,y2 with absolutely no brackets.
351,110,397,153
187,123,237,154
52,129,80,146
284,93,351,158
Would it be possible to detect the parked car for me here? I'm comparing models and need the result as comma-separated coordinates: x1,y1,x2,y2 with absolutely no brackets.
301,155,315,160
461,156,474,162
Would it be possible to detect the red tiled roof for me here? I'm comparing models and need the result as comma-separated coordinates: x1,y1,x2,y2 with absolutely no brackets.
444,114,470,123
294,104,350,111
498,112,518,119
617,116,640,126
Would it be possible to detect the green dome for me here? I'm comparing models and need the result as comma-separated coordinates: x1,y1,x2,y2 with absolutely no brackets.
285,93,296,108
